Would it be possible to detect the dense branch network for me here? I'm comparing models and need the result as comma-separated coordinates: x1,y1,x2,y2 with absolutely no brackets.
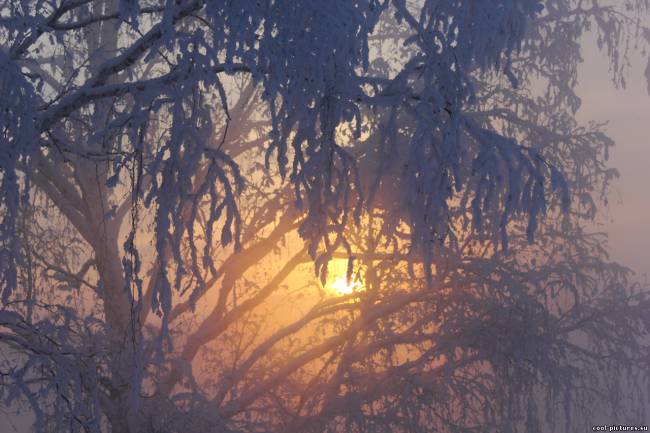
0,1,649,433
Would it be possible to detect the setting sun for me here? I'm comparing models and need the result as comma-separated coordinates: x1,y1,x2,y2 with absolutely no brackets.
322,259,364,296
328,275,362,295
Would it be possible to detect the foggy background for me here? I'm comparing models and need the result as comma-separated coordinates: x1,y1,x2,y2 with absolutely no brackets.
577,36,650,278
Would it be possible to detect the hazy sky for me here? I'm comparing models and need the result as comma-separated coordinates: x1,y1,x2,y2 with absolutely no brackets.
576,36,650,277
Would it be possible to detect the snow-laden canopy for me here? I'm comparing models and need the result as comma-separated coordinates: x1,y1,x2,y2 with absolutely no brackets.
2,2,650,431
1,0,565,309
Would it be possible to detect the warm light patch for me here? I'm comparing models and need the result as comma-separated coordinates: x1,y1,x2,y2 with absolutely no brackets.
323,259,363,296
328,276,361,296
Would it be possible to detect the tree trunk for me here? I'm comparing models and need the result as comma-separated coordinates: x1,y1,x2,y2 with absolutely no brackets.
79,1,141,430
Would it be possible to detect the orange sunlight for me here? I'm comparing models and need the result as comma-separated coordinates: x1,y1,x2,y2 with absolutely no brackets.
327,275,361,295
323,259,364,296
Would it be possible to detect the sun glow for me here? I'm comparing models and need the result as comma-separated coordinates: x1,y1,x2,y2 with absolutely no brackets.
320,259,365,296
328,275,362,296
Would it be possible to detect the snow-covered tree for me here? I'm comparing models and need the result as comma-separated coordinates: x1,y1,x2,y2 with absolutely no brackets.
0,1,649,432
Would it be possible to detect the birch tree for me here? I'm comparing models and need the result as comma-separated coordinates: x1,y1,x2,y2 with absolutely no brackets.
0,1,649,432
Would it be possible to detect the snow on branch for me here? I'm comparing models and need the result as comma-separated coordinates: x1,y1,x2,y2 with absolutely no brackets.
0,0,628,329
